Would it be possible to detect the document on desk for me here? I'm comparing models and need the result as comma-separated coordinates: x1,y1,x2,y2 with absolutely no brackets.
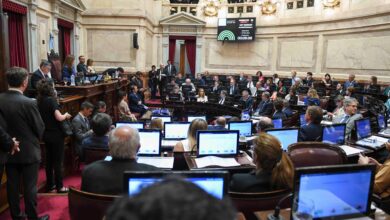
338,145,365,156
195,156,240,168
356,136,388,148
137,157,174,169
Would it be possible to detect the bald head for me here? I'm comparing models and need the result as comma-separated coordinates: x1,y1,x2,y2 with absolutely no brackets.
256,117,274,133
216,117,226,127
109,126,140,159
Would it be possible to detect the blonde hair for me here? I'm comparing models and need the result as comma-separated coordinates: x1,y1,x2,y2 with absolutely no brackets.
253,133,294,190
187,119,208,151
307,88,319,99
150,118,163,130
198,88,205,98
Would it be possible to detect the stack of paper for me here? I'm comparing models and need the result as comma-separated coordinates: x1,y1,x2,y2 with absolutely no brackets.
356,136,388,148
138,157,174,169
195,156,240,168
338,145,365,156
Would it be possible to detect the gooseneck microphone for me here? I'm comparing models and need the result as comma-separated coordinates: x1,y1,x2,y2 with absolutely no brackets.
267,193,293,220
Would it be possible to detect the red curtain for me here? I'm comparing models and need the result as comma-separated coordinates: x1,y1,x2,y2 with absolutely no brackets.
63,28,71,57
7,12,27,68
169,39,176,63
185,40,196,75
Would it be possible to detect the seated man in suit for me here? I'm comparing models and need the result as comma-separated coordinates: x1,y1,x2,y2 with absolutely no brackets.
228,78,239,96
255,117,274,133
218,90,227,105
282,99,294,117
254,92,273,117
72,101,94,157
81,126,159,195
129,85,147,116
82,113,112,150
344,73,357,91
195,73,205,86
239,89,253,111
298,106,323,142
333,97,363,139
272,98,287,120
208,117,227,130
76,55,88,76
31,60,52,90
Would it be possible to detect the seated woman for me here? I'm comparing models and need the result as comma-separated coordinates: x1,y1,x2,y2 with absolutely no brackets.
117,90,137,122
129,85,148,116
149,118,163,130
327,95,345,119
322,73,332,89
276,80,287,97
62,55,76,82
196,88,208,103
173,119,208,152
359,142,390,198
304,88,320,106
230,133,294,192
86,59,96,74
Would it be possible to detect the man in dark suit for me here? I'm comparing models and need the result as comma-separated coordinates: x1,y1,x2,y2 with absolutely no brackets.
164,60,177,80
208,117,227,131
82,113,112,150
81,126,159,195
0,116,20,183
72,101,94,157
228,79,239,96
30,60,52,90
129,85,147,116
239,89,253,111
0,67,47,220
148,65,158,99
272,98,287,120
254,92,273,117
218,90,227,105
157,64,167,99
76,55,87,76
298,106,323,142
282,99,294,117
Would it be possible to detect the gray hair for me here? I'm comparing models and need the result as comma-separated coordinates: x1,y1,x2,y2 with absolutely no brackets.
40,60,51,68
343,97,358,108
109,127,140,159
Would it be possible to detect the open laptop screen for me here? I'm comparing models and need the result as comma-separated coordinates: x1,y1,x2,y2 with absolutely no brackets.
266,128,299,151
322,124,346,145
355,118,372,140
197,130,239,157
228,121,252,137
164,122,190,140
300,113,307,126
138,129,161,156
116,122,145,130
293,165,375,220
378,114,387,130
151,116,172,125
272,118,283,129
188,116,206,122
124,171,228,199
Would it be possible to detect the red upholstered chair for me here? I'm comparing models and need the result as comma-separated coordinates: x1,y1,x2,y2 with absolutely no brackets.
287,142,347,168
68,187,118,220
84,148,109,164
229,189,291,220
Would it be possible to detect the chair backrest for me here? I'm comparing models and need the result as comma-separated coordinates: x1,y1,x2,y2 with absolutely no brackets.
68,187,118,220
112,105,120,123
229,189,291,220
84,148,109,164
288,142,347,168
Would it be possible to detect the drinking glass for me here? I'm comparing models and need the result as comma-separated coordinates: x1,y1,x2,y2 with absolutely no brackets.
292,197,315,220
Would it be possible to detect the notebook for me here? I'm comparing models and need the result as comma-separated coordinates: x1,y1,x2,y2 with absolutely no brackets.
164,122,190,140
197,130,239,157
293,164,375,220
123,171,229,199
228,121,252,137
355,118,387,149
138,129,161,156
322,124,346,145
116,122,145,130
266,128,299,151
377,114,390,137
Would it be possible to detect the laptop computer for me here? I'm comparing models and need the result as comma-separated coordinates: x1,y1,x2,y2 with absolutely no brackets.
377,114,390,137
355,118,388,149
151,116,172,126
300,113,307,126
197,130,239,157
123,171,229,199
272,118,283,129
187,115,206,122
228,121,252,137
138,129,161,156
164,122,190,140
265,128,299,151
322,124,346,145
116,122,145,130
292,164,375,220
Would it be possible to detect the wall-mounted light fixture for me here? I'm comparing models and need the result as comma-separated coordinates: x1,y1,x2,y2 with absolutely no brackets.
322,0,340,8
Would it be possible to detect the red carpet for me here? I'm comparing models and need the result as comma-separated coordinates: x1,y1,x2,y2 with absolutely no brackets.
0,168,82,220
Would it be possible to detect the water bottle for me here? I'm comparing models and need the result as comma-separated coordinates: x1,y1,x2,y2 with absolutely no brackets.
70,74,75,86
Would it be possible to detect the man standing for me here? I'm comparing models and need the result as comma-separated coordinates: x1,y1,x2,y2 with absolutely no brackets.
148,65,158,99
77,55,88,76
0,116,20,183
72,101,94,157
157,63,167,99
31,60,52,90
0,67,47,220
164,60,176,80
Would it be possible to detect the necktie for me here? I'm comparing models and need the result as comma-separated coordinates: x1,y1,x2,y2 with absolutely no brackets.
341,115,350,124
168,65,171,75
230,87,233,95
84,117,89,130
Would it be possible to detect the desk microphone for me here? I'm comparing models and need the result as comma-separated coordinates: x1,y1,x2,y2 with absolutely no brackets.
267,193,293,220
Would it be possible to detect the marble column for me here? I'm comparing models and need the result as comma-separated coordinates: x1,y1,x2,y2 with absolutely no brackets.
51,1,60,53
27,0,38,71
73,12,82,60
162,29,169,66
195,28,202,74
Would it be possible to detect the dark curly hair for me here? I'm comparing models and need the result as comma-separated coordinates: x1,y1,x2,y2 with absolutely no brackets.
36,79,55,102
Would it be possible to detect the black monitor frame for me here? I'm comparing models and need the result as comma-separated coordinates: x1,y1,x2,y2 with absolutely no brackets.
137,129,162,157
321,123,346,145
196,130,239,157
163,122,191,140
265,128,300,151
354,118,372,140
116,121,145,130
227,120,253,137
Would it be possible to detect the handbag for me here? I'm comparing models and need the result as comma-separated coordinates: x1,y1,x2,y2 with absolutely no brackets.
61,119,73,136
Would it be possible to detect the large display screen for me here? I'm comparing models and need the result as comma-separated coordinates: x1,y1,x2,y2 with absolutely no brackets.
217,18,256,41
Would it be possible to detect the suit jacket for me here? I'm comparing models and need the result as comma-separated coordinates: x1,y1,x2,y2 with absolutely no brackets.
283,107,294,117
218,97,226,105
72,113,91,152
164,64,177,77
130,77,143,89
148,70,158,85
82,135,109,149
77,63,88,75
0,91,44,164
207,125,227,131
30,69,47,90
255,100,273,116
81,158,159,195
333,113,363,139
228,85,239,96
298,123,322,142
240,97,254,111
272,111,287,120
230,170,272,192
0,117,13,164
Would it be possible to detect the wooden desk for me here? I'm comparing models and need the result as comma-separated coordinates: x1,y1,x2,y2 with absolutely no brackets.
184,152,255,173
